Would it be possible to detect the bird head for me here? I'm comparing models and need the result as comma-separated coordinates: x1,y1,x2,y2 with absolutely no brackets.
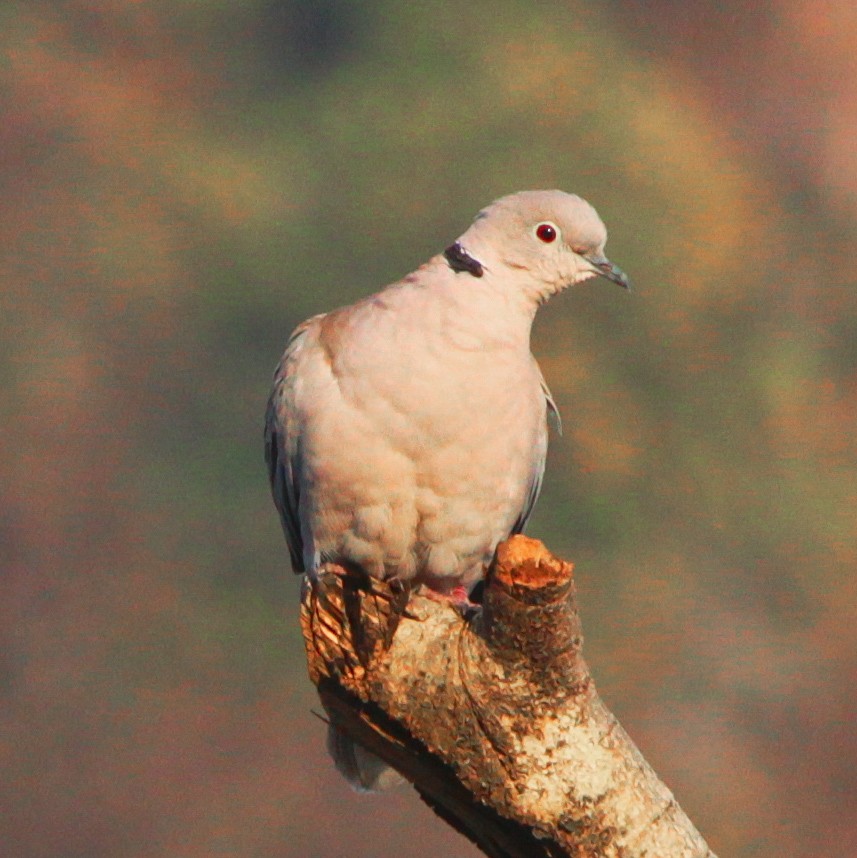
456,190,629,305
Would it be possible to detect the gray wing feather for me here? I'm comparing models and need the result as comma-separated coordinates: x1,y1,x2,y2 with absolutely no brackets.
264,317,320,573
511,459,545,535
540,371,562,435
511,374,559,534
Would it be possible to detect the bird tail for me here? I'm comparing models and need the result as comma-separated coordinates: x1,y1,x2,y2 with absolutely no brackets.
326,726,406,792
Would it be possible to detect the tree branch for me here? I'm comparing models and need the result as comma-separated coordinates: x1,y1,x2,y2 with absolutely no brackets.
300,535,717,858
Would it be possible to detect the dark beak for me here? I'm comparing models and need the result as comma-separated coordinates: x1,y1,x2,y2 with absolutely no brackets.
585,253,631,290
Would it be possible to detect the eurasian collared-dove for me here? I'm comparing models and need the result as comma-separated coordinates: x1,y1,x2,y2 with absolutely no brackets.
265,189,628,788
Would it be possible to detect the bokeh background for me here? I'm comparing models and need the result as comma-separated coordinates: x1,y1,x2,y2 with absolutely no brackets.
2,1,856,856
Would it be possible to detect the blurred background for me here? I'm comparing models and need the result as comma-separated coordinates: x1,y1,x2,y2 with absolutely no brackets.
2,1,856,855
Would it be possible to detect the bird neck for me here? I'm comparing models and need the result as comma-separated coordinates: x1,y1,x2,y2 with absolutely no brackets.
455,229,557,314
430,253,539,352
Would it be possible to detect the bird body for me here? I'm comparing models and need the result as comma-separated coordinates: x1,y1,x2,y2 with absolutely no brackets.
267,259,549,592
266,190,628,790
266,190,628,600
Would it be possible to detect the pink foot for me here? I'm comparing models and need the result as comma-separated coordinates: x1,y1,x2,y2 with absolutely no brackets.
421,584,478,611
451,585,472,604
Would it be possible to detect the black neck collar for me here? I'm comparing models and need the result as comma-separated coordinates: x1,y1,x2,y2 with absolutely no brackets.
443,242,484,278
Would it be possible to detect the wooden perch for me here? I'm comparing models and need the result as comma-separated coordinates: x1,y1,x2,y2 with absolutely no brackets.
300,535,718,858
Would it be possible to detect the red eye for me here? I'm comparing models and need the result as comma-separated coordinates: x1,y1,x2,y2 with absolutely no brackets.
536,223,557,243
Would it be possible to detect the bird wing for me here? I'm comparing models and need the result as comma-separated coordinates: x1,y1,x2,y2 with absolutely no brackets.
264,315,323,573
511,433,547,535
540,369,562,436
510,369,559,535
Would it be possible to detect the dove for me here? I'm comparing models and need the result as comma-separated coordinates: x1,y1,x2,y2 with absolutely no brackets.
265,189,628,788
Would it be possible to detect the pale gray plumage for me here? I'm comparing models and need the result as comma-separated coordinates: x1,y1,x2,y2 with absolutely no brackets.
265,189,628,788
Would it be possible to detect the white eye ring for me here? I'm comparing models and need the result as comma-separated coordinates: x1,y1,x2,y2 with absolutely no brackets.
535,222,560,243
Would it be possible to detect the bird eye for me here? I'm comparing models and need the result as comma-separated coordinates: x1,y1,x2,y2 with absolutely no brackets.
535,223,557,243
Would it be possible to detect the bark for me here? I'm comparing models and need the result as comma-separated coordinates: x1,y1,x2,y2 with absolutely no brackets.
300,535,718,858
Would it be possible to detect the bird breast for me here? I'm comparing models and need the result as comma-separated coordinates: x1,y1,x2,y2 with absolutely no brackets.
298,288,548,585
